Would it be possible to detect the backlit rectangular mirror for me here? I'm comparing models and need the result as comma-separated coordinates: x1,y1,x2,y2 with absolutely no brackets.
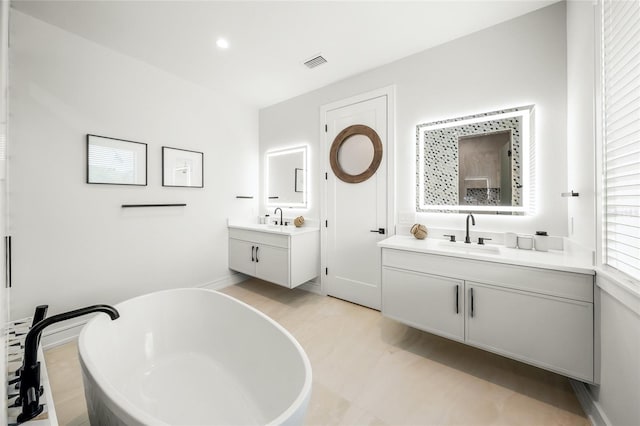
266,145,308,209
416,105,534,215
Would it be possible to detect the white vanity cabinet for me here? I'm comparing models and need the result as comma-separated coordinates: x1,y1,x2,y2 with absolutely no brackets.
228,225,319,288
381,245,595,382
228,238,289,285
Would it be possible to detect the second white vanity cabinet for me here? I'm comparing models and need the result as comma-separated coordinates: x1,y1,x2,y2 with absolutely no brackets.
380,241,595,382
228,224,319,288
228,238,289,285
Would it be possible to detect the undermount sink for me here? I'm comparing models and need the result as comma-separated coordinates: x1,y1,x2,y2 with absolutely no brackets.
438,241,501,255
248,223,291,231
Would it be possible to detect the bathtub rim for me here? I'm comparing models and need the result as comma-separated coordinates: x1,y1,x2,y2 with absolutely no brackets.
78,287,313,426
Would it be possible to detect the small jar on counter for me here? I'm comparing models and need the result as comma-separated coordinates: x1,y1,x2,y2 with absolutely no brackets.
517,235,534,250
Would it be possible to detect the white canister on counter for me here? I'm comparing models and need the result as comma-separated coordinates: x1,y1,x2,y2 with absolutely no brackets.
504,232,518,248
534,231,549,252
517,235,534,250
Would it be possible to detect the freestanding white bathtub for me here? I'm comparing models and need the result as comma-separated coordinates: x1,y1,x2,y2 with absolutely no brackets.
78,288,312,425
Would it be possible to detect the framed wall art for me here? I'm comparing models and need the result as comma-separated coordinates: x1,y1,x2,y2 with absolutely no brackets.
162,146,204,188
87,134,147,186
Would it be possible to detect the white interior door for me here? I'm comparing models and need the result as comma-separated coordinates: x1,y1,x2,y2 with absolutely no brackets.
324,94,388,310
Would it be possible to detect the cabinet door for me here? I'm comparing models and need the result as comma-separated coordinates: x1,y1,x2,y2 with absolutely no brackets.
255,244,289,287
228,238,256,276
466,282,593,381
382,267,464,341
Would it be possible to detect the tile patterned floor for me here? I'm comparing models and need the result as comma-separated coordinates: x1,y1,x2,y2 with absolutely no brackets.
45,279,589,425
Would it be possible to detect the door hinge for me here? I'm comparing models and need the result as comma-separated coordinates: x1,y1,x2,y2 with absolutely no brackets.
325,124,328,132
325,267,328,275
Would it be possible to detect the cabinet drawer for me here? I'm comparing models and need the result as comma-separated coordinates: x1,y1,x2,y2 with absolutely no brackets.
228,238,256,276
255,245,289,287
465,281,593,382
228,228,289,248
383,267,464,341
382,248,593,302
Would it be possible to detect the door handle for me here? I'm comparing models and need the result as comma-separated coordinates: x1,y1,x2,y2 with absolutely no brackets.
251,246,255,262
255,246,259,263
369,228,385,235
455,285,459,314
5,236,11,288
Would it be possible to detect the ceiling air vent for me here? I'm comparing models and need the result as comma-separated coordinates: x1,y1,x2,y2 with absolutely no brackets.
304,55,327,69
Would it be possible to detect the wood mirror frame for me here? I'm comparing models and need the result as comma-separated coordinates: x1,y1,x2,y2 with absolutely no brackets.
329,124,383,183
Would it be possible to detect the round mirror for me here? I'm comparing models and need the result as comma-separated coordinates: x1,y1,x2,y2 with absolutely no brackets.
338,134,375,175
330,124,382,183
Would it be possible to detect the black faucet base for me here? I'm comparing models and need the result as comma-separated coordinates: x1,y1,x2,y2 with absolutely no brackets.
16,362,43,423
17,405,44,424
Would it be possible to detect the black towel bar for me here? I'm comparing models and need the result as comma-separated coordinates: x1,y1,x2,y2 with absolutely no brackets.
121,204,186,208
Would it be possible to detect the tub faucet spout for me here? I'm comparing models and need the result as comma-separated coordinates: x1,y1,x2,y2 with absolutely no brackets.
17,304,119,423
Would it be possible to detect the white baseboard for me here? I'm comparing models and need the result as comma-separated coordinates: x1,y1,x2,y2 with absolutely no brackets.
298,279,322,295
570,379,611,426
41,272,249,349
197,272,249,290
41,319,86,349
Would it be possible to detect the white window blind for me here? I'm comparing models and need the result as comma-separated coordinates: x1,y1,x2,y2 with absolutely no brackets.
602,0,640,280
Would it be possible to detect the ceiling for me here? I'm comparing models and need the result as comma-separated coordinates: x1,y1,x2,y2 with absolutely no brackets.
12,1,557,108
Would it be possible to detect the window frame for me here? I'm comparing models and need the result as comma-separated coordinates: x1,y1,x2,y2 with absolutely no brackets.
596,0,640,282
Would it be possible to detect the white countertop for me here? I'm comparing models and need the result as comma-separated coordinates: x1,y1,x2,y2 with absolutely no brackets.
378,235,595,275
228,221,320,236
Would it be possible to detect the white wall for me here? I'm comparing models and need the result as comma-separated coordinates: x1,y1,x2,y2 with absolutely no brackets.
260,2,568,236
566,0,596,251
9,11,259,330
590,274,640,426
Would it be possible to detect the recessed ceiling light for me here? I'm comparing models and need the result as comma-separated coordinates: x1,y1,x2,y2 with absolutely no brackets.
216,38,229,49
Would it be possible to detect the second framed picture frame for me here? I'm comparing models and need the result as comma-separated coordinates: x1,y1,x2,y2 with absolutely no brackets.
162,146,204,188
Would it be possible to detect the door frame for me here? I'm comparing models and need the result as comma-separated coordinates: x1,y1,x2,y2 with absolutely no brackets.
319,85,396,296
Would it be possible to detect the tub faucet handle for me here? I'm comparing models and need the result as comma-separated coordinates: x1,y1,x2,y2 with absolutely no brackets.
31,305,48,326
478,237,492,245
443,234,456,242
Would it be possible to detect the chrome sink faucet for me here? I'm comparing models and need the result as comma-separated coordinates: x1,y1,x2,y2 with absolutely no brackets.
274,207,283,226
465,213,475,243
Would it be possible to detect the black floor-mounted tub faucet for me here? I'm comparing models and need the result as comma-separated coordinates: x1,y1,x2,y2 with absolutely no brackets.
17,304,120,423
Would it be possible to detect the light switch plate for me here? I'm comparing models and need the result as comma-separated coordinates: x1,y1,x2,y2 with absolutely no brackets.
398,212,416,224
